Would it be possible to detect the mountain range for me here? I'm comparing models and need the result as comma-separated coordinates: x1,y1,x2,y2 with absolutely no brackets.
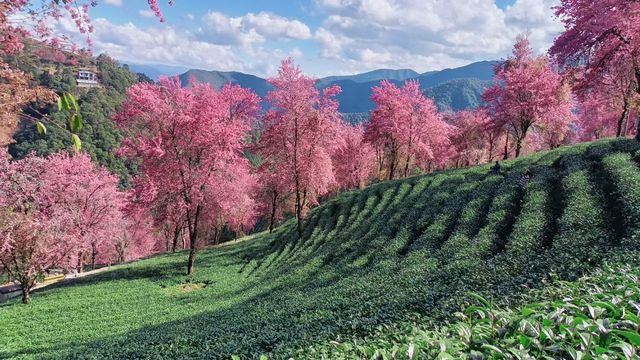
129,61,498,115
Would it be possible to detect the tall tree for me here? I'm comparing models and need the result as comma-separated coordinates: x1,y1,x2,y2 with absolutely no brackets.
366,80,451,179
449,109,490,167
42,152,125,271
484,36,574,158
257,59,342,236
332,122,376,190
115,78,260,275
550,0,640,139
0,151,126,304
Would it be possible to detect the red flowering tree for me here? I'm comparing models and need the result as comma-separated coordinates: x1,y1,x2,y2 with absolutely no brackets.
256,169,291,234
115,78,260,275
332,122,376,190
366,80,451,179
449,109,492,167
257,59,342,236
41,153,125,271
0,151,126,304
550,0,640,139
484,36,574,158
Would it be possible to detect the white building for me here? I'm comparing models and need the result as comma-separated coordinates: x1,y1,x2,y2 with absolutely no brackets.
76,70,100,88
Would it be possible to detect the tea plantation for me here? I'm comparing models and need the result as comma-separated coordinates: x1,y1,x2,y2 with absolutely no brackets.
1,139,640,359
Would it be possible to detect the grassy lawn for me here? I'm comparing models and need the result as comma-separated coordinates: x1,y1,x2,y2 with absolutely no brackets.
1,138,639,359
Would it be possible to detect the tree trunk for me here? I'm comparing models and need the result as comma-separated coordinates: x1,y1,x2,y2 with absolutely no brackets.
503,135,509,160
403,153,411,178
21,285,30,305
388,146,397,180
487,136,495,163
91,243,97,270
187,246,197,276
186,205,201,276
77,252,84,274
295,177,303,237
269,190,277,234
616,98,630,137
171,222,181,252
515,137,523,158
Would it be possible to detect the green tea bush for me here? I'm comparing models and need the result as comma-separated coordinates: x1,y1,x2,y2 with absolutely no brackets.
551,169,610,276
291,261,640,360
1,139,639,360
602,153,640,238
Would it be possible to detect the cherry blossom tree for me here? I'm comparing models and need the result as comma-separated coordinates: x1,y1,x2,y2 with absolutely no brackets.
366,80,451,179
332,122,376,190
449,109,491,167
0,153,66,304
115,206,160,263
255,169,291,234
0,151,125,303
41,152,125,271
550,0,640,139
257,59,343,236
115,78,260,275
484,36,574,158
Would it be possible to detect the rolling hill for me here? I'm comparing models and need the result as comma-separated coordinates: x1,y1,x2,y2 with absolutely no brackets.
1,138,639,359
170,60,497,114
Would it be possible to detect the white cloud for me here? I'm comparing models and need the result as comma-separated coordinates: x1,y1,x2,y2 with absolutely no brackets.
313,0,563,72
54,16,295,76
49,1,566,77
138,9,155,18
103,0,123,6
198,11,311,47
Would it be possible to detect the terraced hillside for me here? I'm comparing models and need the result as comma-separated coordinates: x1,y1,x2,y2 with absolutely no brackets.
1,139,640,359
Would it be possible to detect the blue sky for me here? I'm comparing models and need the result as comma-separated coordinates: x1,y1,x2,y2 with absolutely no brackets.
57,0,562,77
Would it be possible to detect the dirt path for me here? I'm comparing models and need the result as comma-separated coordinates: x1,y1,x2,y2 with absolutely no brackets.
0,266,115,303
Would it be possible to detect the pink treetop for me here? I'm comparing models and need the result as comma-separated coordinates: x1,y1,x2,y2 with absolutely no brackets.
115,77,260,275
577,96,637,141
0,151,126,303
117,204,160,262
0,153,74,279
41,152,125,268
258,58,343,235
332,122,376,190
449,109,491,167
367,80,451,179
550,0,640,138
483,36,574,157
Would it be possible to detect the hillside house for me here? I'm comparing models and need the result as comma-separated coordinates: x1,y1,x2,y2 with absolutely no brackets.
76,69,100,88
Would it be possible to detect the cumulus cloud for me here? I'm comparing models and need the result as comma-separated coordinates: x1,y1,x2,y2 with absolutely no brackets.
198,11,311,47
313,0,563,72
49,1,566,77
54,16,291,76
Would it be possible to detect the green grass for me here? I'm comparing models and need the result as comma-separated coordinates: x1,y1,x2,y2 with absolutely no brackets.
1,138,639,360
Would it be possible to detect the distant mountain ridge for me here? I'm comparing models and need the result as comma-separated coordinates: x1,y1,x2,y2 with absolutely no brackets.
135,60,498,115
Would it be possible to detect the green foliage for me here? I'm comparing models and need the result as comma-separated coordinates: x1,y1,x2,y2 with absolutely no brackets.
0,139,639,359
9,54,140,187
292,261,640,359
602,153,640,238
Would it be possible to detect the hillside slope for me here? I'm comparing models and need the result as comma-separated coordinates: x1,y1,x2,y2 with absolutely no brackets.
1,139,640,359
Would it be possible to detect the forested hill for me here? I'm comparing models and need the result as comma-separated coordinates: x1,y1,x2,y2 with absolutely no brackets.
6,53,150,187
175,60,497,114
